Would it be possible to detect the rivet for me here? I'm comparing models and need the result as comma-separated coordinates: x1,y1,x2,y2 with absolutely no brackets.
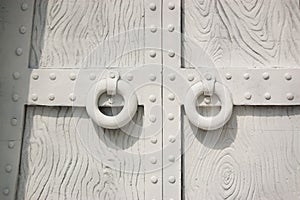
168,135,176,143
150,25,157,33
109,72,115,79
285,73,292,81
15,48,23,56
264,93,271,100
168,73,176,81
49,73,56,80
150,50,156,58
48,94,55,101
149,115,156,123
225,73,232,80
150,137,158,144
126,73,133,81
31,94,38,101
204,96,211,104
12,72,21,80
89,73,96,80
168,176,176,184
3,188,9,196
168,50,175,57
168,113,174,120
168,2,175,10
262,72,269,80
5,164,12,173
168,24,175,32
32,73,39,80
149,95,156,102
168,93,175,101
243,73,250,80
244,92,252,100
168,155,175,162
69,93,76,101
19,25,26,34
205,74,212,81
149,74,156,81
187,74,194,81
69,73,76,81
12,94,19,102
149,3,156,11
151,176,158,184
21,3,28,11
286,93,294,101
8,141,15,149
11,118,17,126
150,157,157,164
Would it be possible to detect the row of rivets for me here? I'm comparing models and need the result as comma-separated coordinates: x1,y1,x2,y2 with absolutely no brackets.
243,92,294,101
31,93,77,102
225,72,293,81
32,73,77,81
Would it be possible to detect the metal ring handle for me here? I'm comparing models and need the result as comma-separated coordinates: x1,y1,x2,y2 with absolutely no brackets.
86,79,138,129
184,81,233,130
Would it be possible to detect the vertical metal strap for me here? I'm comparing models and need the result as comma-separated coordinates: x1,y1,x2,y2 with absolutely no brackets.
162,0,182,199
144,0,163,199
0,1,35,199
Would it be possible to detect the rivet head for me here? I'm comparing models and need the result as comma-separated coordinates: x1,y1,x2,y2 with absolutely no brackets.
89,73,96,80
168,50,175,57
49,73,56,80
11,118,17,126
187,74,194,81
205,74,212,81
151,176,158,184
5,164,12,173
168,2,175,10
168,93,175,101
262,72,270,80
225,73,232,80
204,96,211,104
31,94,38,101
168,135,176,143
285,73,292,81
168,73,176,81
264,93,271,100
3,188,9,196
69,73,76,81
126,73,133,81
69,93,76,101
21,3,28,11
48,94,55,101
168,24,175,32
168,155,175,162
286,93,294,101
244,92,252,100
149,74,156,81
109,72,116,79
149,95,156,102
8,141,15,149
19,25,26,34
243,73,250,80
150,25,157,33
15,48,23,56
149,115,156,123
168,113,174,120
32,73,39,80
12,94,19,102
149,3,156,11
150,137,157,144
150,157,157,164
12,72,21,80
168,176,176,184
150,50,156,58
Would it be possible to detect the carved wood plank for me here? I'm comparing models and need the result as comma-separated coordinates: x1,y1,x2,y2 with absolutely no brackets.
184,106,300,199
30,0,144,68
183,0,300,68
18,106,145,200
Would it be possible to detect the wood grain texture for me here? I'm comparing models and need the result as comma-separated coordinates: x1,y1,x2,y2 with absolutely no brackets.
18,106,145,200
183,0,300,68
184,106,300,200
30,0,144,68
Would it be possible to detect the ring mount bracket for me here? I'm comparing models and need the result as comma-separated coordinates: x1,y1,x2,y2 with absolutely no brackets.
203,73,215,97
106,71,120,96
